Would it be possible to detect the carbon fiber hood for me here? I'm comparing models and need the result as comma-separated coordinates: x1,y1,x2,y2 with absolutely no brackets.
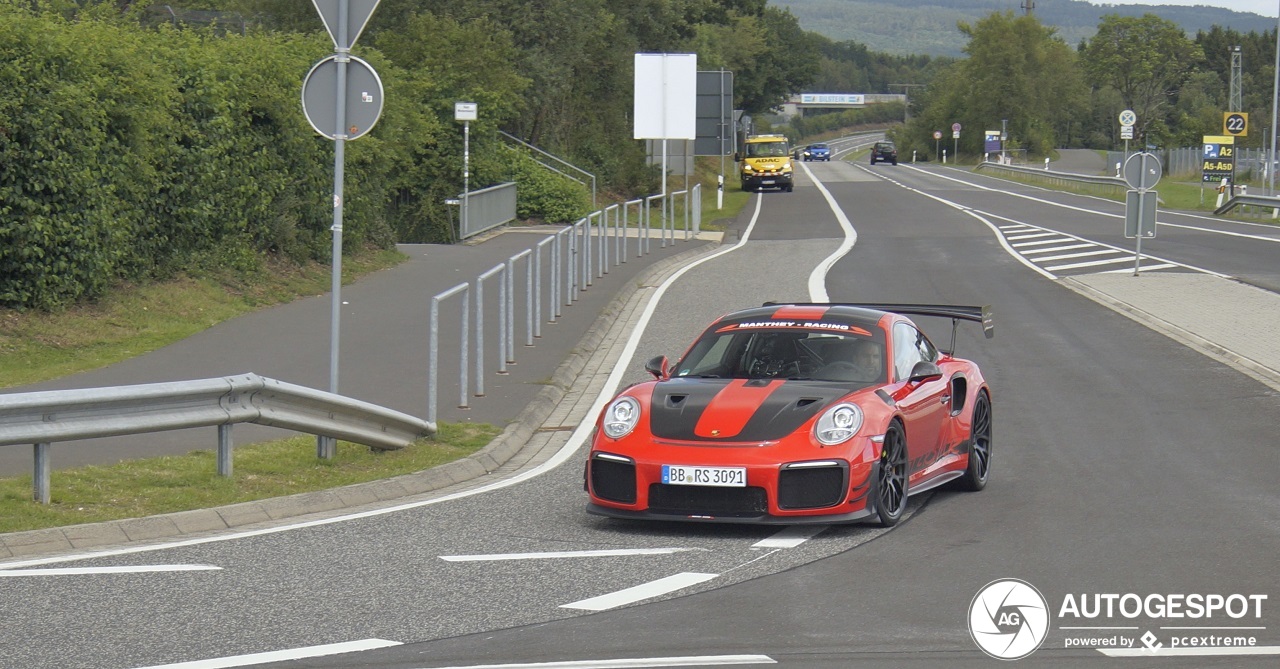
648,378,847,442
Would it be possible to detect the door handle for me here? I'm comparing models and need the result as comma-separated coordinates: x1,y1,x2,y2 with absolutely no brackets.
940,394,951,405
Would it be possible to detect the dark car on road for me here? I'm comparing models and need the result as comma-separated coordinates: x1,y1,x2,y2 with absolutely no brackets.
803,143,831,161
870,141,898,165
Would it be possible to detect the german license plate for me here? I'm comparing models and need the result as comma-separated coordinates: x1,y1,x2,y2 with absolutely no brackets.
662,465,746,487
761,179,775,185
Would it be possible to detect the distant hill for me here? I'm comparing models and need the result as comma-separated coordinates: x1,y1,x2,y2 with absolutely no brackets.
773,0,1271,57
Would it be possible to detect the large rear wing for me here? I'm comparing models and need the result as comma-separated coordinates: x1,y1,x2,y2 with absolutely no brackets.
763,302,993,353
838,303,993,340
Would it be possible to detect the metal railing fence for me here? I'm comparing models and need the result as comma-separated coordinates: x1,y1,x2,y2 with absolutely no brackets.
427,185,703,423
458,182,517,240
0,373,434,504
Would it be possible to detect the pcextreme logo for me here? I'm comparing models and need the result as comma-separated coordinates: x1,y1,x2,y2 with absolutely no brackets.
969,580,1272,660
969,579,1051,660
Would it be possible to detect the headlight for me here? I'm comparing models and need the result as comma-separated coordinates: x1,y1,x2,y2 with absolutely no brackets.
814,403,863,445
742,164,755,173
602,396,641,438
782,161,793,172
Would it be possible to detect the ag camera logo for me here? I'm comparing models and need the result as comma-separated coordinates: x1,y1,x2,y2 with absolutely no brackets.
969,579,1051,660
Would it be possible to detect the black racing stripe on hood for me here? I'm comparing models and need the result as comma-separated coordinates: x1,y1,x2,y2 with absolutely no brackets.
648,378,725,440
735,381,846,441
649,379,846,442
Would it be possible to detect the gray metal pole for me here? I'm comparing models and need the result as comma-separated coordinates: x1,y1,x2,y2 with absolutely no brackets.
34,442,50,504
1271,9,1279,196
464,119,470,238
320,0,352,461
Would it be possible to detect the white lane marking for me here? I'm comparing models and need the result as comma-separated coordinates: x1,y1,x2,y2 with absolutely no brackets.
974,210,1225,277
1021,243,1094,255
1006,232,1059,241
439,548,704,562
560,572,718,611
752,525,826,549
1101,263,1176,273
1098,645,1280,657
1157,220,1280,243
909,164,1280,245
1045,256,1132,271
132,639,402,668
0,564,220,577
798,161,857,302
1033,249,1122,263
2,199,777,570
1012,237,1075,248
412,656,777,669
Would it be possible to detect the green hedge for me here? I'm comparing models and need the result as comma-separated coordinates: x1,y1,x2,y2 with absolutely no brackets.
0,9,589,311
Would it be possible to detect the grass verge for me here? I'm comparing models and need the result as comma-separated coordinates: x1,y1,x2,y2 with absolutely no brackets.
0,422,501,534
0,246,505,536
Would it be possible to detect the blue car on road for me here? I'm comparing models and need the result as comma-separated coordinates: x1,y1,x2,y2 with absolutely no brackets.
803,143,831,161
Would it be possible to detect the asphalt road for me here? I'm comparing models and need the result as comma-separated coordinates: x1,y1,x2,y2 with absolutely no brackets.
2,157,1277,669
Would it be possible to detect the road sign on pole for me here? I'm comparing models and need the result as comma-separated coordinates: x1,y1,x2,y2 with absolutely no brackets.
1122,152,1162,190
312,0,381,50
1125,190,1157,239
1223,112,1248,137
302,55,384,140
308,0,383,459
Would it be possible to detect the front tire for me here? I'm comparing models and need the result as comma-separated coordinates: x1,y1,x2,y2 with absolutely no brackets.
957,391,992,491
875,420,909,526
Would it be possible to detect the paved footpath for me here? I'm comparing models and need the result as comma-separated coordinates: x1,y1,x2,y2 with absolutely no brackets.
5,209,1280,560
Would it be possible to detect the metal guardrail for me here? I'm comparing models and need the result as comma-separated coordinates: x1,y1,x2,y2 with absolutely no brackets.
975,160,1129,190
0,373,435,503
1214,193,1280,216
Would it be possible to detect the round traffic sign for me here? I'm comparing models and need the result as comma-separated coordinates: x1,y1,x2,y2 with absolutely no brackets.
1122,152,1162,190
1224,112,1247,136
933,130,942,140
1119,109,1136,127
952,122,962,132
302,54,385,141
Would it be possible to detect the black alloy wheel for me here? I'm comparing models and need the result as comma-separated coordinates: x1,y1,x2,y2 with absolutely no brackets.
957,391,992,491
876,420,908,526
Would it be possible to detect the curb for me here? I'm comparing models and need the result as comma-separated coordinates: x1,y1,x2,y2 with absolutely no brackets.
0,235,726,562
1060,276,1280,394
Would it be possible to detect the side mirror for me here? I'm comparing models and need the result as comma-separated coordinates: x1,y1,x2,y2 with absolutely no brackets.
907,360,943,384
733,152,741,162
645,355,670,380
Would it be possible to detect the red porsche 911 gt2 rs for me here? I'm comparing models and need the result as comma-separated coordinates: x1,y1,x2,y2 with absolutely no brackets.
585,302,994,526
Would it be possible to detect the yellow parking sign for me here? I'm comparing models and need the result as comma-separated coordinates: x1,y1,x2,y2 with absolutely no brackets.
1224,112,1248,137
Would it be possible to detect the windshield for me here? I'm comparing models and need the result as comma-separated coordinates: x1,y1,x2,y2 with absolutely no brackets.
674,329,886,384
745,141,789,158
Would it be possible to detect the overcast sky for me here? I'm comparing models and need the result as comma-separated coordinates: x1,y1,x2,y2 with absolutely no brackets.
1083,1,1278,18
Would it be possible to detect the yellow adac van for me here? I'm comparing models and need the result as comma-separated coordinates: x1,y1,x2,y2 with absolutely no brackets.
735,134,793,193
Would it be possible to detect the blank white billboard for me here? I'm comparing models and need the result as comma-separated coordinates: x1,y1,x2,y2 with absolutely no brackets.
634,53,697,140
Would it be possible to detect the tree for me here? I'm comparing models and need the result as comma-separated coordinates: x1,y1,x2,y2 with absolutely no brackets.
1081,14,1203,147
902,11,1085,158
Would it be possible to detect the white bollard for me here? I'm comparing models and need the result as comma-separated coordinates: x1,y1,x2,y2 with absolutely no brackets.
943,149,947,164
1045,157,1051,170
